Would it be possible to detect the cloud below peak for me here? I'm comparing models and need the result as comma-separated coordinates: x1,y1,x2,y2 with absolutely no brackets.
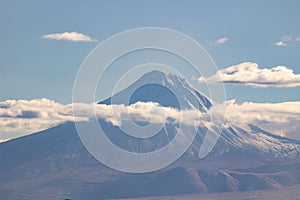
219,100,300,140
198,62,300,88
43,31,97,42
0,98,300,141
0,99,203,141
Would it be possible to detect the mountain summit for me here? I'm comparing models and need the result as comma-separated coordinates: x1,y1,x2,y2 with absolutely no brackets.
1,70,300,199
100,70,212,110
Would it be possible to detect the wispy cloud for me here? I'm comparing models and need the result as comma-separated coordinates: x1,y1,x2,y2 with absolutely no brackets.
206,37,229,46
274,41,288,47
42,31,97,42
198,62,300,87
296,37,300,43
274,35,292,46
215,37,229,44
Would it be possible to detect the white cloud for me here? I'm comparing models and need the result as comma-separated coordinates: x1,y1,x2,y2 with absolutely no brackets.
198,62,300,87
216,100,300,140
215,37,229,44
0,98,88,136
72,101,204,127
274,35,291,46
274,41,288,46
296,37,300,43
206,37,229,46
1,98,299,141
0,99,203,140
42,31,97,42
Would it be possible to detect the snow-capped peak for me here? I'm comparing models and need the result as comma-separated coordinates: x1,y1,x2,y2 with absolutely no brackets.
99,70,212,111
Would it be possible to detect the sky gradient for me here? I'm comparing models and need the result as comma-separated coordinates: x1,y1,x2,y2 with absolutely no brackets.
1,1,300,141
1,0,300,104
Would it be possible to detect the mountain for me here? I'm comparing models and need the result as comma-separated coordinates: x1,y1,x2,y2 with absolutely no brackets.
101,70,300,161
0,70,300,200
100,70,212,110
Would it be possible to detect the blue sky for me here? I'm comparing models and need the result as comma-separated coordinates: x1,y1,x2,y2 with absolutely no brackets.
1,0,300,104
1,0,300,141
